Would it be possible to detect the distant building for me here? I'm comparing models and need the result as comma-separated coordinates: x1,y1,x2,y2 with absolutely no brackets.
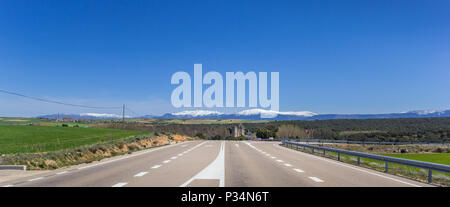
233,124,246,137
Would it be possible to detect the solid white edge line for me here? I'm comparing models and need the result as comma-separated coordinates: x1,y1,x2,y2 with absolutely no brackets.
56,171,68,175
28,177,44,182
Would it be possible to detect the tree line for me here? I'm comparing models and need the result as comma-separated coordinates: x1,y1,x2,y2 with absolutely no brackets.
105,117,450,143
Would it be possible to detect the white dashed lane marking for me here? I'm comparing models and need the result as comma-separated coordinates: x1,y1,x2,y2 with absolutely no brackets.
2,185,13,187
284,164,292,167
151,165,161,169
276,160,284,163
163,160,171,164
112,182,128,187
294,169,304,173
171,156,177,160
134,172,148,177
309,177,324,183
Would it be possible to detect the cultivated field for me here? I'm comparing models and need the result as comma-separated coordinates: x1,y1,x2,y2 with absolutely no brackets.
0,125,148,154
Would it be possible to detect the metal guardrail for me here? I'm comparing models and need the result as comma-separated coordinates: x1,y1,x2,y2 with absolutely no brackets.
253,138,450,145
282,140,450,183
0,165,27,171
287,139,450,146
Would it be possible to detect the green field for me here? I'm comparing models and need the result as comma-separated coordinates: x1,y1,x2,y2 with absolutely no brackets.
381,153,450,165
0,125,148,154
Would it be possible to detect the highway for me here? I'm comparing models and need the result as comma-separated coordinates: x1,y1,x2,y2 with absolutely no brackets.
0,141,431,187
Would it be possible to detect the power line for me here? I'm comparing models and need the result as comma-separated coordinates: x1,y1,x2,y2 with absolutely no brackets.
125,106,144,117
0,89,122,109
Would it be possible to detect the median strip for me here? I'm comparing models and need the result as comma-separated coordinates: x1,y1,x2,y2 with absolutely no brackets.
180,141,225,187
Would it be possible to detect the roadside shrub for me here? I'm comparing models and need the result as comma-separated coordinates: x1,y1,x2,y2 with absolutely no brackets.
434,148,443,153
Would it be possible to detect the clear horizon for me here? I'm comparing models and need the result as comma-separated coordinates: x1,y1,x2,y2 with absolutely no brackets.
1,0,450,117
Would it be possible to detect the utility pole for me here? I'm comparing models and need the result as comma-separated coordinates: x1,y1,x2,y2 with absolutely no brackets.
122,104,125,124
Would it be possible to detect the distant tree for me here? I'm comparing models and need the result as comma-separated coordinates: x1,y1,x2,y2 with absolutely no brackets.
256,128,271,138
196,133,206,139
276,125,306,139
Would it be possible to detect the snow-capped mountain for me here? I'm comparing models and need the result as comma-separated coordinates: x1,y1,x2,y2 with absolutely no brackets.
171,110,224,117
237,109,317,117
157,109,318,120
157,109,450,120
37,109,450,121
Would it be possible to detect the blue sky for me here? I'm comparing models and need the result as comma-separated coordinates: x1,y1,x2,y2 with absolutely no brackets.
1,0,449,117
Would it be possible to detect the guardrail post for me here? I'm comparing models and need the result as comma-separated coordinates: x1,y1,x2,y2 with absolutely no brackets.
338,152,340,161
428,169,432,183
357,157,360,166
296,144,298,150
323,149,326,156
385,162,389,173
312,148,314,154
303,146,306,151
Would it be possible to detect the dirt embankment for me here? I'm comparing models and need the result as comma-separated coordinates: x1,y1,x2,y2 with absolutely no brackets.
316,143,450,154
0,134,195,170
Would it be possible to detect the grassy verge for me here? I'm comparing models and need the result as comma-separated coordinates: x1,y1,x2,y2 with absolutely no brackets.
0,133,194,170
379,153,450,165
0,125,148,154
282,144,450,186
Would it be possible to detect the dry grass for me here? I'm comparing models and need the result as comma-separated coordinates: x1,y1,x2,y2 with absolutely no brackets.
0,134,195,170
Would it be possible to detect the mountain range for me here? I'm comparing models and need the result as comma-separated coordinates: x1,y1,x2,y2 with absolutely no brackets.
37,109,450,121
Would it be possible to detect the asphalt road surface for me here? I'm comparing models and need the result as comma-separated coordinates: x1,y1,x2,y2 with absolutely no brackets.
0,141,432,187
